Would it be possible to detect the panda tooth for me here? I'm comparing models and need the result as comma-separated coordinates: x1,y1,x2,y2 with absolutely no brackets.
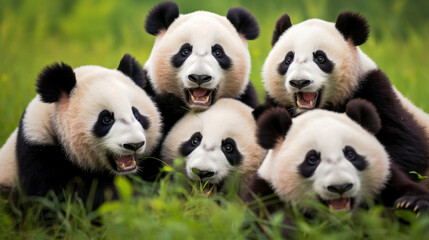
296,100,302,107
204,96,209,104
190,94,196,102
120,163,125,170
310,100,313,108
132,161,136,167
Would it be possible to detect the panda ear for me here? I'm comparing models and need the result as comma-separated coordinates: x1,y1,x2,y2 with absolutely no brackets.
335,11,369,46
271,14,292,46
227,7,259,40
145,1,179,36
257,107,292,149
117,54,146,89
346,99,381,134
36,62,76,103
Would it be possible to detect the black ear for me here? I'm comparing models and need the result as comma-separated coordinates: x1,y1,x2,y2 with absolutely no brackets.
335,11,369,46
257,107,292,149
117,54,146,89
346,99,381,134
36,63,76,103
271,14,292,46
145,1,179,36
226,7,259,40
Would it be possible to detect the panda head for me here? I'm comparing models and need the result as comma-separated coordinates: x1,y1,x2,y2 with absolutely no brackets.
256,99,390,212
263,12,378,115
161,99,266,189
36,54,162,175
144,2,259,111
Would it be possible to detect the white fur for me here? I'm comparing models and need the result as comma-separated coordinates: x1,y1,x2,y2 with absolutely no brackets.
0,130,18,188
162,99,266,185
145,11,251,111
258,109,390,211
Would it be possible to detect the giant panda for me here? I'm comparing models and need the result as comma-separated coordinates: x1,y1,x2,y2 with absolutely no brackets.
0,54,162,208
161,98,266,193
256,11,429,211
242,99,391,235
143,1,260,116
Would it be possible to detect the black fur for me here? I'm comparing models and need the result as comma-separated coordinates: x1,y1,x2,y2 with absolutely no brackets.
145,1,179,36
277,51,294,75
335,11,369,46
212,44,232,70
313,50,334,74
256,107,292,149
17,112,118,209
36,62,76,103
132,106,150,130
93,110,115,138
226,7,259,40
237,81,259,108
271,14,292,46
180,132,202,156
117,54,146,89
299,150,321,178
345,98,381,134
343,146,367,171
172,43,193,68
221,138,242,166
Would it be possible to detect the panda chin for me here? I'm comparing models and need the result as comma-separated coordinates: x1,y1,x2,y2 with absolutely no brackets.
108,154,137,173
186,88,214,107
295,91,320,110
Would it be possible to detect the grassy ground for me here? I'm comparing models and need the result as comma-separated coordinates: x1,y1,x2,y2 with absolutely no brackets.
1,0,429,239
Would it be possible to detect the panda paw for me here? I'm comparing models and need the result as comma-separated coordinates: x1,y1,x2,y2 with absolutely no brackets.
395,195,429,215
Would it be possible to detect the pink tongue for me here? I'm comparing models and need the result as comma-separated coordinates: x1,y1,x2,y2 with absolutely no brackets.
302,92,316,102
329,198,348,208
192,88,208,98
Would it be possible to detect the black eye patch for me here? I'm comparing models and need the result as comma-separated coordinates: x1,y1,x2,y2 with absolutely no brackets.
343,146,367,171
132,106,150,130
172,43,193,68
212,44,232,70
277,51,294,75
313,50,334,73
221,138,242,166
298,149,321,178
93,110,115,137
180,132,202,156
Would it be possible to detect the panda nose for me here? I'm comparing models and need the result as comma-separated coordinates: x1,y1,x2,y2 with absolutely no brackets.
192,168,215,179
327,183,353,195
188,74,212,85
123,141,145,151
289,79,311,89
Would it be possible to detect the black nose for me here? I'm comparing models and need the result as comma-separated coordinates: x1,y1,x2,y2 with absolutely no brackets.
289,79,311,89
123,141,145,151
327,183,353,195
188,74,212,85
192,168,215,179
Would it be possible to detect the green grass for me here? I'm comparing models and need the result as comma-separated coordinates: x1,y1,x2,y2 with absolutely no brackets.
1,0,429,239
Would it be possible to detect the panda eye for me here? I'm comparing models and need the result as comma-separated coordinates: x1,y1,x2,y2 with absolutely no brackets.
316,55,325,63
213,49,223,58
306,155,319,165
305,150,320,166
132,107,140,120
344,147,357,161
102,116,113,125
284,51,294,65
224,144,233,153
191,137,200,146
181,48,191,57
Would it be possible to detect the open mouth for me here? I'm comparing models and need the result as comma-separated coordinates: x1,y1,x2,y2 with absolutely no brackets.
295,91,320,109
323,197,353,212
109,155,137,173
186,88,214,106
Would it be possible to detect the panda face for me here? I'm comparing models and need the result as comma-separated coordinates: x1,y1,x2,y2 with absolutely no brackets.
51,66,161,174
179,131,242,184
257,109,390,212
146,11,251,110
263,16,377,115
161,99,266,187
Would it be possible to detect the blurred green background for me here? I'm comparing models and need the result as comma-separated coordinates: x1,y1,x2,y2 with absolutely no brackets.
1,0,429,143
